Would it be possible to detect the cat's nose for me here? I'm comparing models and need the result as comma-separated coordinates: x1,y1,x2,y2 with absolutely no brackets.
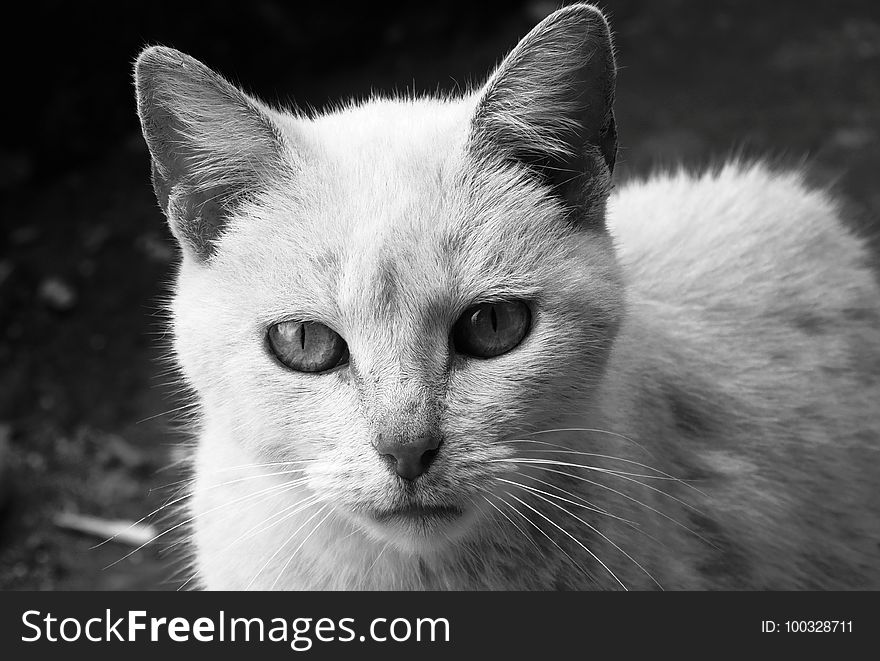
373,433,442,481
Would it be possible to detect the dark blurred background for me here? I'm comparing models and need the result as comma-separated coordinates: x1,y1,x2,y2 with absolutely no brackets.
1,0,878,589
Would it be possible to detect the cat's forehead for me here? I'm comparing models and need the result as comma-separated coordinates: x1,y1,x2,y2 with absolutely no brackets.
217,99,576,325
306,98,476,162
270,101,558,257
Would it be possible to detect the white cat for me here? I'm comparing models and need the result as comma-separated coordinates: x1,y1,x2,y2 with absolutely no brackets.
135,4,880,589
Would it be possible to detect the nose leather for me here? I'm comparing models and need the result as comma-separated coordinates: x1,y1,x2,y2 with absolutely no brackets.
373,433,442,481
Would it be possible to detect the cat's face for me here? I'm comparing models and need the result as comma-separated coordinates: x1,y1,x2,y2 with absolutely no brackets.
137,5,621,554
173,101,623,551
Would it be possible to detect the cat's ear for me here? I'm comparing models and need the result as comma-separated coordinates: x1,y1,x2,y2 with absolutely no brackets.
134,46,288,261
470,4,617,216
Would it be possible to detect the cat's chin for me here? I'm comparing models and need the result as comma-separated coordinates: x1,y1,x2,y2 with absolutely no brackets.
354,503,480,554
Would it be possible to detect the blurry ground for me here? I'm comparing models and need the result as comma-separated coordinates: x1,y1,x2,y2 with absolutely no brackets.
0,0,878,589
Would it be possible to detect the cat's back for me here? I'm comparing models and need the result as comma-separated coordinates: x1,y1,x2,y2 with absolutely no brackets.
600,162,880,587
608,162,880,391
608,162,877,309
607,161,880,448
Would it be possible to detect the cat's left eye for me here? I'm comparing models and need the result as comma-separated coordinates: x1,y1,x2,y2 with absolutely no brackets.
452,301,532,359
267,320,349,373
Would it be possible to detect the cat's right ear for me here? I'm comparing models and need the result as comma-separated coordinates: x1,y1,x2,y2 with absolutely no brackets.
134,46,289,261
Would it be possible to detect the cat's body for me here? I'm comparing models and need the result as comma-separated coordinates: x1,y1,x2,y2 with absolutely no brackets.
135,5,880,590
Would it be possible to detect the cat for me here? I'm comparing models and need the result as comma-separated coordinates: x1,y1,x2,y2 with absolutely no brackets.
134,4,880,590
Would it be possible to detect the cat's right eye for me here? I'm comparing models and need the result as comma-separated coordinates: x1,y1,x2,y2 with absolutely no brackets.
267,320,349,373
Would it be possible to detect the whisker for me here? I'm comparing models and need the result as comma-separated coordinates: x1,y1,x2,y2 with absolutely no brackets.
246,502,327,591
514,470,671,550
269,506,335,590
463,480,539,552
477,493,542,554
505,491,627,590
499,463,716,550
134,402,199,425
504,439,707,495
93,467,310,549
148,459,317,493
496,491,598,586
501,478,662,590
149,459,320,493
216,493,324,558
516,427,652,456
491,458,706,515
509,471,634,524
103,478,308,568
158,478,313,556
176,573,199,592
493,455,683,483
211,459,318,473
363,541,392,587
473,494,520,551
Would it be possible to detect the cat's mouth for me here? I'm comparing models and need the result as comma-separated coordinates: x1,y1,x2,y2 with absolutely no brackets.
370,504,464,523
355,501,478,550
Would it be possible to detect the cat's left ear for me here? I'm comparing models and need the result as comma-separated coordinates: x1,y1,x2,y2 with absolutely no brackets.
470,4,617,214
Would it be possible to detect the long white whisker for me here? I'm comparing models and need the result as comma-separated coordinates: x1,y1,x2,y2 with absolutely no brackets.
491,489,596,585
506,491,627,590
246,503,327,591
491,458,705,515
103,478,308,568
160,479,313,556
465,483,542,554
482,494,542,553
94,468,310,549
505,439,707,495
269,507,335,590
514,471,669,550
501,478,662,590
211,459,317,473
517,427,652,456
134,402,198,425
493,455,684,483
216,493,323,558
363,541,392,587
509,471,633,524
500,463,716,549
150,459,317,492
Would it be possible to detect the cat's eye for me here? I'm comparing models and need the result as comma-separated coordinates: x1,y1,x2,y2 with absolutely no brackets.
267,320,349,373
452,301,532,358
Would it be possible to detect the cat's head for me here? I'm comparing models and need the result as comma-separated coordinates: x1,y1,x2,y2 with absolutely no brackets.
135,4,624,553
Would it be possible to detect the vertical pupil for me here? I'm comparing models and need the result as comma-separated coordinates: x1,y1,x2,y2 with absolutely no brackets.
490,305,498,332
299,324,306,350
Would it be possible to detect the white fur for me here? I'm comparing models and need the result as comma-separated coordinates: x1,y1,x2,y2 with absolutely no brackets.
178,142,880,588
136,6,880,590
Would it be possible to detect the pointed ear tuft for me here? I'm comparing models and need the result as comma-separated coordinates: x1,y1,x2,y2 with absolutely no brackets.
470,4,617,219
134,46,288,261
